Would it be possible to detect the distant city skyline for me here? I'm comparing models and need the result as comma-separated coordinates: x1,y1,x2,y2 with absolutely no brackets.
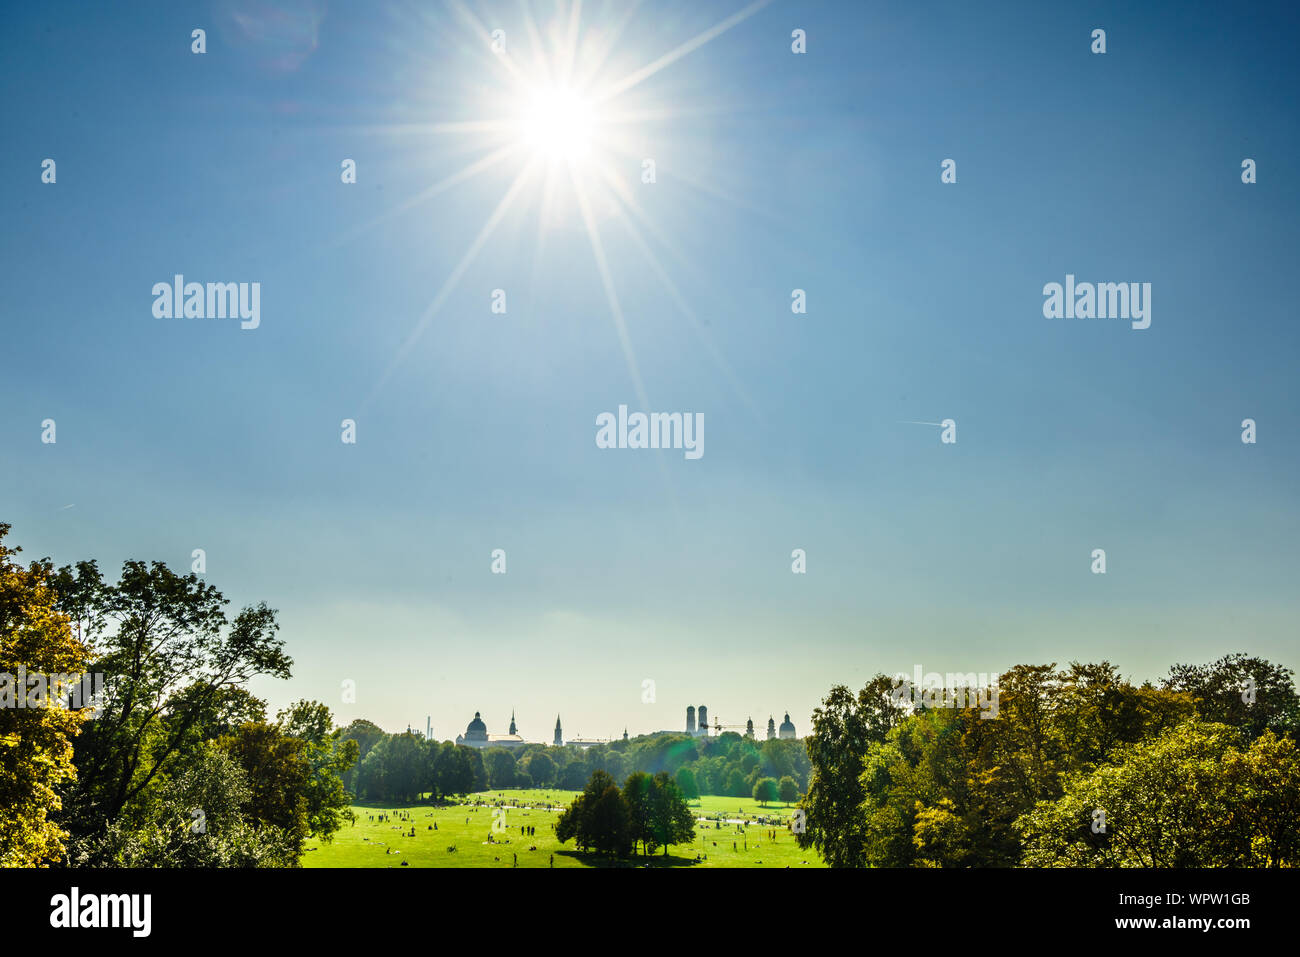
408,704,799,744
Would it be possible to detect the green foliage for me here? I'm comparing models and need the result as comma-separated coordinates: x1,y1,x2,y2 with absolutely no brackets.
46,555,292,843
356,732,429,802
556,769,629,856
726,769,748,797
1018,723,1300,867
1163,654,1299,739
555,731,810,802
778,775,799,803
556,769,694,858
674,765,700,800
69,744,297,867
524,750,556,788
752,777,779,805
276,700,357,842
220,722,312,860
483,748,518,790
622,771,654,854
648,772,695,855
801,658,1298,868
0,525,90,866
799,675,905,867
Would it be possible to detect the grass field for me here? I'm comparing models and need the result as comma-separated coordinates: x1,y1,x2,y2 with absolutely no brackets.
304,788,825,868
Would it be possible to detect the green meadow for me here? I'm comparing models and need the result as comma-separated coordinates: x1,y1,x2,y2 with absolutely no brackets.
304,788,825,868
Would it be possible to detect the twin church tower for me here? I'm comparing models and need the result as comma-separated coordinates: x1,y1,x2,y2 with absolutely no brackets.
687,705,796,741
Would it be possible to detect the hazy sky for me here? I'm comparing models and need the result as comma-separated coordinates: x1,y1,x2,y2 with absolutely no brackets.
4,0,1298,741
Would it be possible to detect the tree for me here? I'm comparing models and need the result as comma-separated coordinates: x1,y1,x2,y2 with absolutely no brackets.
339,718,385,761
1163,654,1299,739
556,769,631,857
778,775,800,804
484,748,517,790
338,719,385,791
752,777,779,805
524,751,556,788
1052,661,1194,776
911,798,969,868
1018,721,1300,867
588,782,632,857
559,760,588,790
465,746,487,792
355,742,388,800
622,771,655,855
47,557,292,841
431,742,475,798
357,732,429,802
725,768,748,797
858,672,911,741
167,683,269,746
798,674,911,866
554,795,583,850
69,744,296,867
760,738,808,787
648,772,696,856
0,525,90,865
674,766,700,800
275,701,357,840
219,722,312,862
799,684,873,867
1219,729,1300,865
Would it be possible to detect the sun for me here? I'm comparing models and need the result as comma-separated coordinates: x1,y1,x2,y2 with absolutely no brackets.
518,85,597,163
357,0,778,413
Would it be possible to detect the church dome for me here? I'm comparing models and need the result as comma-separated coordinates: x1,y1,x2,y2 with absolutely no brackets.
779,712,796,733
467,712,487,734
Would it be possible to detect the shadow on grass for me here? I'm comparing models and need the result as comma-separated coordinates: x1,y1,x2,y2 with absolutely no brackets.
349,797,458,810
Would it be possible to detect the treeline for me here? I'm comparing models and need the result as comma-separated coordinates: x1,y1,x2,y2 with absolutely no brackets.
340,722,810,805
797,657,1300,867
339,724,486,801
1,525,356,867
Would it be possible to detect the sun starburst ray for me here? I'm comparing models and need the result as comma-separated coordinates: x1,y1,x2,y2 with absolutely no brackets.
362,158,541,410
591,0,774,106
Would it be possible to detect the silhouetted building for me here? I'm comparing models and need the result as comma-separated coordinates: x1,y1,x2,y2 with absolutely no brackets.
455,711,525,749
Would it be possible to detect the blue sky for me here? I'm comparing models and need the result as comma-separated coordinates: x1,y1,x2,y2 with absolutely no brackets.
3,0,1298,741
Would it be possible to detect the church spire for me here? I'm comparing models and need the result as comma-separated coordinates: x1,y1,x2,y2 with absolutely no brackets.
554,714,563,747
509,709,517,735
